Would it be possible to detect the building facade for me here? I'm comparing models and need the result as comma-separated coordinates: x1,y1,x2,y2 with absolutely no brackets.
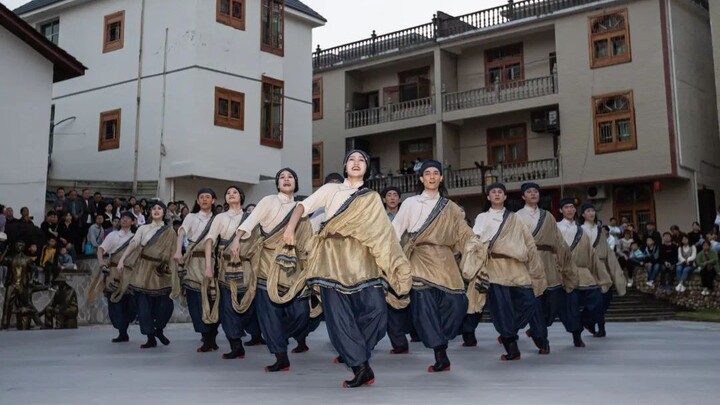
311,0,720,231
0,3,85,222
15,0,325,206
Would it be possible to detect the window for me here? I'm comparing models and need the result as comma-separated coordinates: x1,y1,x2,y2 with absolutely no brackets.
103,11,125,53
214,87,245,131
487,124,527,165
397,67,431,102
485,43,523,86
261,76,284,148
312,78,323,120
589,9,631,68
98,109,121,151
39,19,59,45
217,0,245,30
592,91,636,154
312,142,323,186
261,0,284,56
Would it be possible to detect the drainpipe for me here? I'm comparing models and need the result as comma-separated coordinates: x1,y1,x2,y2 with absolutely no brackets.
156,28,169,199
132,0,146,195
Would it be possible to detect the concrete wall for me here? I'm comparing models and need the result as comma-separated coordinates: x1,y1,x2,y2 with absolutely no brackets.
713,0,720,153
356,56,435,106
355,126,436,175
0,25,54,222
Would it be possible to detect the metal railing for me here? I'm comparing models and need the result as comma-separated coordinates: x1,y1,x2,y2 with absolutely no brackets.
443,75,557,112
345,96,434,129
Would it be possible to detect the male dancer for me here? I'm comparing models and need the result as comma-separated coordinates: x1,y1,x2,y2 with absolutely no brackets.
517,183,578,353
175,189,218,352
464,183,546,361
557,198,607,347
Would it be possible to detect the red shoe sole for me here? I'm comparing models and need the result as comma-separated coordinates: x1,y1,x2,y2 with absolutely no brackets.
500,354,521,361
538,349,550,355
197,347,217,353
525,330,532,338
427,365,451,373
333,357,343,364
222,355,245,360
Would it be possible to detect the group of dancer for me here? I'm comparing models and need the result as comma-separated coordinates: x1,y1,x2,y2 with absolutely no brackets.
87,149,626,388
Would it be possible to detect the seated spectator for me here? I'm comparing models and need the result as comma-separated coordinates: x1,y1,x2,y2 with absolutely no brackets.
715,205,720,228
675,235,696,293
85,214,105,255
165,201,181,223
626,223,641,245
0,204,6,233
172,219,182,234
616,230,636,286
215,204,224,215
708,233,720,253
643,221,662,249
57,211,79,258
687,221,703,247
102,203,114,230
132,204,146,226
608,217,622,240
57,246,75,270
696,241,718,296
658,232,678,293
642,237,661,287
603,225,616,251
41,211,59,241
27,242,42,282
139,198,149,217
112,198,124,220
39,237,59,285
126,196,137,211
669,225,685,245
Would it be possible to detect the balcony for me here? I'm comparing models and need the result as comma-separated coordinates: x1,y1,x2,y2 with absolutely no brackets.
365,158,560,194
444,75,557,113
346,96,435,129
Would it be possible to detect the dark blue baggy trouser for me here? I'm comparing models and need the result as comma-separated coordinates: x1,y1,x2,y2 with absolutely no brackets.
560,287,603,333
185,288,218,335
487,284,536,341
135,292,174,336
387,305,412,350
320,285,387,367
218,284,254,340
410,287,467,349
105,292,136,335
460,312,482,335
597,290,613,327
527,285,566,338
244,305,262,338
255,286,310,354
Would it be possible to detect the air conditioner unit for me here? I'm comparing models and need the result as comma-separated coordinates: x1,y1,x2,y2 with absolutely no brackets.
586,185,607,200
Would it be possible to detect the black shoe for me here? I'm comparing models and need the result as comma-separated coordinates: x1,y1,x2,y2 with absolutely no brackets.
222,339,245,359
343,362,375,388
112,331,129,343
428,345,451,372
532,337,550,355
264,352,290,372
500,338,521,361
584,323,597,336
197,333,215,352
594,323,606,338
155,330,170,346
389,346,409,354
246,335,266,346
461,332,477,347
291,338,309,354
573,331,586,348
333,355,345,364
210,331,219,350
140,335,157,349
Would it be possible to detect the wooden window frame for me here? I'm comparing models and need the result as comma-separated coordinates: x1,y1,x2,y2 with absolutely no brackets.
39,18,60,45
260,76,284,148
312,77,323,120
588,8,631,69
103,11,125,53
214,87,245,131
486,124,528,166
217,0,246,31
261,0,284,56
592,90,637,154
98,109,121,151
312,142,323,187
484,43,524,87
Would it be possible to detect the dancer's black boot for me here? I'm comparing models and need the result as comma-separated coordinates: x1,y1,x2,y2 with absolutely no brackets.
264,352,290,372
343,362,375,388
222,339,245,359
573,330,586,347
112,330,129,343
155,329,170,346
291,337,309,353
428,345,451,372
594,322,606,338
461,332,477,347
140,334,157,349
197,333,215,352
500,337,521,361
246,334,266,346
532,336,550,355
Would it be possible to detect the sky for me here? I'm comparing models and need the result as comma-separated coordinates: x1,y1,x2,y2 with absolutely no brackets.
2,0,509,49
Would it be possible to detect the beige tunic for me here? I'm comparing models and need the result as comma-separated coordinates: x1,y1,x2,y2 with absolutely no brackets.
179,211,214,290
87,229,134,304
559,221,603,289
126,223,179,296
583,222,624,295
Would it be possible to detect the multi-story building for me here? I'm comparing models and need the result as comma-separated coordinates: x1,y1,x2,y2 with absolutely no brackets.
311,0,719,231
15,0,325,205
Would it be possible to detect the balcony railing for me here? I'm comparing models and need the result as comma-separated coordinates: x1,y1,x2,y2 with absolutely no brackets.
313,0,608,71
444,75,557,112
365,158,560,193
346,96,435,129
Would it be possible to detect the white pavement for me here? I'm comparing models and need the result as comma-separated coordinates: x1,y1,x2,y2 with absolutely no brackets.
1,321,719,405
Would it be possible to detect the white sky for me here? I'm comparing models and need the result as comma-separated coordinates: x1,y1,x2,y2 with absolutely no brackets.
2,0,509,49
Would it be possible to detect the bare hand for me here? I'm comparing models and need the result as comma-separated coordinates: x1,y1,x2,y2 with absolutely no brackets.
117,260,124,272
229,239,241,260
98,259,106,268
173,251,184,265
282,229,296,246
204,265,213,279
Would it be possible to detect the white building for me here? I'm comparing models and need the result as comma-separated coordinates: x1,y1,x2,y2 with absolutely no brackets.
0,3,85,223
14,0,325,206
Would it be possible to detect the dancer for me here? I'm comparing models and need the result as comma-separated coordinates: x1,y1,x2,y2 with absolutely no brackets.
392,160,471,371
117,201,178,349
174,189,218,353
278,149,412,388
88,211,136,342
229,168,313,372
462,183,546,361
579,203,624,337
203,186,256,359
517,183,577,353
557,198,608,348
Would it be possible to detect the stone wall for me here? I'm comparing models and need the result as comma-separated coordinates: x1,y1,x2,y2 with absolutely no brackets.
634,267,720,311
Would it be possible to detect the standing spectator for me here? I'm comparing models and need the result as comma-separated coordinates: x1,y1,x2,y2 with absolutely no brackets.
165,201,181,223
642,237,661,287
132,204,146,226
40,211,59,241
19,207,33,224
687,221,703,247
139,198,149,217
620,216,630,234
180,206,190,220
616,229,636,287
626,224,641,245
643,221,661,248
54,187,69,217
92,192,104,215
214,204,224,215
112,198,124,219
85,214,105,255
608,217,622,240
669,225,685,245
0,204,6,233
126,196,137,211
57,211,79,258
65,190,85,255
658,232,678,293
101,203,114,230
675,235,696,293
696,241,718,296
81,188,95,239
715,205,720,228
603,225,617,251
4,206,16,224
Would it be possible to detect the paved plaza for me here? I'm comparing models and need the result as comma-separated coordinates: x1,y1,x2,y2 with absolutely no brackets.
1,321,719,405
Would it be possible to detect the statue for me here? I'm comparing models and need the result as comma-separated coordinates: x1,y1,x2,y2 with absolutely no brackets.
40,268,78,329
1,241,42,330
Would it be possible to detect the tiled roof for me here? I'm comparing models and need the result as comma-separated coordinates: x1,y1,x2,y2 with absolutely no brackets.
15,0,326,21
